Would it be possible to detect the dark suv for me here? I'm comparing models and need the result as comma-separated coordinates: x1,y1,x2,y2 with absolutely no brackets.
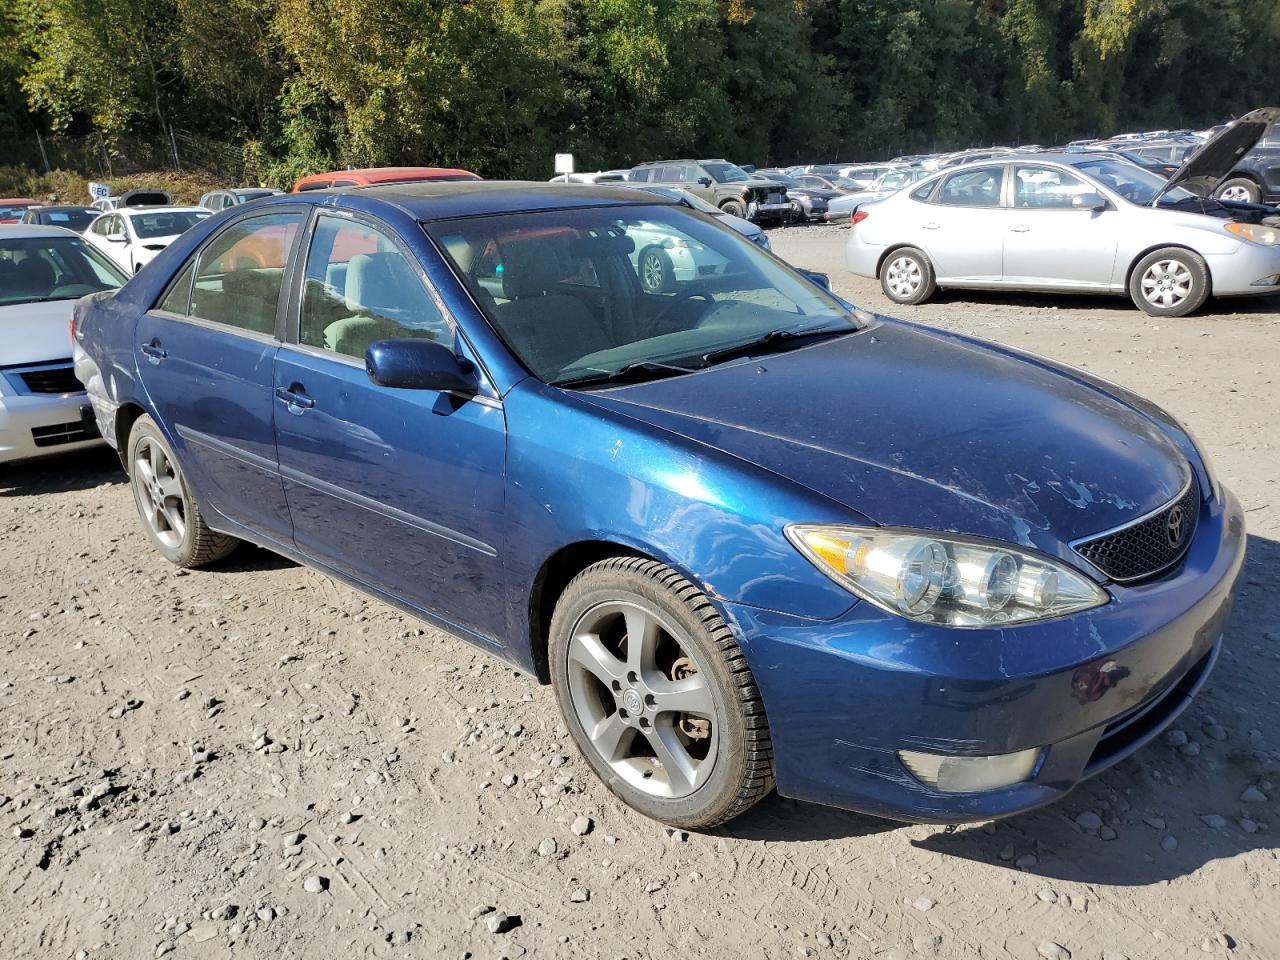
629,160,791,224
1215,122,1280,203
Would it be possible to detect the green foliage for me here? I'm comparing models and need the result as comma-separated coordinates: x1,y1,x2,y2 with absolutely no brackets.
2,0,1278,177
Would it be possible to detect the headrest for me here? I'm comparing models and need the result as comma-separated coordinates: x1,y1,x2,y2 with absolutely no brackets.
499,238,563,299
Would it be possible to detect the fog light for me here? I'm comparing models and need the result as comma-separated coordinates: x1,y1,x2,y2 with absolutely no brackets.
898,747,1041,793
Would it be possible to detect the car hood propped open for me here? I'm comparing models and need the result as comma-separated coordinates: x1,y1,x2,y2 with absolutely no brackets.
578,321,1192,570
1155,107,1280,203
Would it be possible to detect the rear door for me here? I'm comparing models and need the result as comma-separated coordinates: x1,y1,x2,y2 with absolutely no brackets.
133,209,305,547
272,210,508,641
1002,164,1119,289
915,166,1008,282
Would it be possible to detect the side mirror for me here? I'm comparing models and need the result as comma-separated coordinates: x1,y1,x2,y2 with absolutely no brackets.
366,338,477,393
1072,192,1108,212
697,177,713,187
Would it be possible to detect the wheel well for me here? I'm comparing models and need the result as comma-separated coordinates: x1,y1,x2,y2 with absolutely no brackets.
114,402,146,472
1221,171,1262,185
528,540,649,684
1124,244,1213,295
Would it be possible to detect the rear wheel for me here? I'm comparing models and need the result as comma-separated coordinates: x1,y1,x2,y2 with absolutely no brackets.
638,247,674,294
127,415,238,567
549,557,774,829
880,247,937,305
1214,178,1260,204
1128,248,1210,317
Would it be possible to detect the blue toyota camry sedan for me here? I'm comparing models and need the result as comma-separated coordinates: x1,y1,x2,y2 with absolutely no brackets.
72,182,1244,828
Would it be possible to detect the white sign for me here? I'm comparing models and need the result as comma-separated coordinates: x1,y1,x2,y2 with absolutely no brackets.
88,181,111,201
554,153,574,175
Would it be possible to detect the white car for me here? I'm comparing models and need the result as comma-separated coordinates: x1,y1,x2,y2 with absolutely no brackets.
0,225,128,463
83,206,211,275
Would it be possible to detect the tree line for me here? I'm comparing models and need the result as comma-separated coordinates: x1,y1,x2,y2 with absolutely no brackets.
1,0,1277,185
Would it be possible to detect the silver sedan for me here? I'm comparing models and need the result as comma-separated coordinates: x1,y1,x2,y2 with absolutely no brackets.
845,152,1280,317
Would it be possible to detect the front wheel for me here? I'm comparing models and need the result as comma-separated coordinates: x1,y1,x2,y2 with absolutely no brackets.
128,415,238,567
638,247,674,294
1214,178,1260,204
719,199,745,219
549,557,774,829
880,247,937,305
1128,248,1210,317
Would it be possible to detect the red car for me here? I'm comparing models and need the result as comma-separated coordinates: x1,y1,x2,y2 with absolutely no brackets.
0,199,38,224
291,166,479,193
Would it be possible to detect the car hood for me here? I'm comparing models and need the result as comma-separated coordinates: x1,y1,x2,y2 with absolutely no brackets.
1158,107,1280,201
0,299,76,366
575,320,1190,566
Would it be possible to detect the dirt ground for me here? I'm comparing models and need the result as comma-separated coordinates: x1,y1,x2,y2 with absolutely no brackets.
3,224,1279,960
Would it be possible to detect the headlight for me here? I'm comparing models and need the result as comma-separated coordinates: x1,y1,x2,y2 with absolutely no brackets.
1225,222,1280,246
786,525,1108,627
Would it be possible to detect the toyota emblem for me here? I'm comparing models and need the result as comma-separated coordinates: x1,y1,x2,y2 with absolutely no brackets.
1166,505,1186,548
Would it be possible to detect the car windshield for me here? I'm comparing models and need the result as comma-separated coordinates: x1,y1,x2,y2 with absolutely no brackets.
0,236,128,306
1069,158,1194,205
128,210,210,239
829,176,860,189
34,209,97,231
703,163,750,184
428,204,859,386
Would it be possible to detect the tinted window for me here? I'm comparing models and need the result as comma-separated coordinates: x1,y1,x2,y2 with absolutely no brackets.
703,163,749,184
189,213,303,335
36,209,97,231
158,261,195,314
0,236,127,306
937,168,1004,206
1013,166,1092,209
299,215,449,360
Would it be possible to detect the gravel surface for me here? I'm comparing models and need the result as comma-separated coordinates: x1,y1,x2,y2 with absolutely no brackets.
2,225,1278,958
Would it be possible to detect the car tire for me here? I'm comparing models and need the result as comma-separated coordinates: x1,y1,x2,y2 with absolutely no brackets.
1128,247,1211,318
880,247,937,305
1214,178,1260,204
549,557,774,829
637,247,675,294
719,200,746,219
127,415,238,567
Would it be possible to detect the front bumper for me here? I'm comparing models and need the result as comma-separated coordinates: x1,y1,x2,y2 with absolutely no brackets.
745,201,793,222
1204,244,1280,297
0,393,104,464
724,486,1245,823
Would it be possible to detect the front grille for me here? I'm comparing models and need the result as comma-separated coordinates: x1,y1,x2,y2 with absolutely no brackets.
18,362,81,394
1073,477,1199,582
31,418,99,448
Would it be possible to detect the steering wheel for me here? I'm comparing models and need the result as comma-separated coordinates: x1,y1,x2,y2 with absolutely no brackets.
651,289,716,330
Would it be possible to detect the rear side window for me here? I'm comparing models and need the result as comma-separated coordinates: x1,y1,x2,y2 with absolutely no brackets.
188,213,303,336
299,214,450,360
936,167,1004,207
911,181,936,201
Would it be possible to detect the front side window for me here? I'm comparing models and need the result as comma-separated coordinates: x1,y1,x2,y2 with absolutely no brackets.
299,215,450,360
1013,166,1092,209
0,236,127,306
428,204,858,385
188,212,303,335
937,167,1005,207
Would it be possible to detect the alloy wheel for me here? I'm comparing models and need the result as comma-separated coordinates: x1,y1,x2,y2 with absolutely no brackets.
1218,184,1252,202
885,256,922,298
1139,259,1193,309
640,252,665,293
565,600,718,799
132,436,187,550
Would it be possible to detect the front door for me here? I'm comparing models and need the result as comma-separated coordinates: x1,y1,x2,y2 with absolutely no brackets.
1002,165,1119,289
134,210,304,547
273,211,508,642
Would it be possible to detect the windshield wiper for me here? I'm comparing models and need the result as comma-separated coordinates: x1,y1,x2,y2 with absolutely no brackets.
552,360,699,389
699,322,852,366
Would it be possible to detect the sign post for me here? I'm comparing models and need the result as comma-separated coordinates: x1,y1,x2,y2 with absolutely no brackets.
554,153,575,180
88,182,111,202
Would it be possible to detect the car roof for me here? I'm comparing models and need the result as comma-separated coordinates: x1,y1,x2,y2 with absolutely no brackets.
0,224,84,239
327,180,679,220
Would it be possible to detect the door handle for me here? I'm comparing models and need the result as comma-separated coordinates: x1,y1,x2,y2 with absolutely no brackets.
1009,225,1031,233
140,340,167,364
923,222,940,230
275,385,315,411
